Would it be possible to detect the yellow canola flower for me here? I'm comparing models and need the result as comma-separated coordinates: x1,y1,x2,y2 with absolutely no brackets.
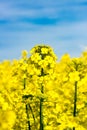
30,53,41,63
6,111,16,126
22,73,27,79
22,50,28,59
48,69,54,74
27,64,36,75
21,63,28,71
50,61,55,68
41,47,49,54
61,53,71,63
82,51,87,57
2,102,8,110
45,125,53,130
50,50,58,60
38,76,44,83
38,60,48,68
30,47,36,54
77,101,84,109
0,110,16,130
76,125,86,130
45,56,54,63
19,59,24,64
69,71,80,82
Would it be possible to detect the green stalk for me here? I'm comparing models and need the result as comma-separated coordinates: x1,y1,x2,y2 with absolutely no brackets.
40,85,44,130
28,104,36,127
73,81,77,130
26,104,31,130
40,68,44,130
24,78,31,130
24,78,26,89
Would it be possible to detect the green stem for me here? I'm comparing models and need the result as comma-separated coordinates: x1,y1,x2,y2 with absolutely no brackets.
40,85,44,130
40,68,44,130
24,78,31,130
73,81,77,130
26,104,31,130
73,81,77,117
24,78,26,89
73,127,75,130
28,104,36,127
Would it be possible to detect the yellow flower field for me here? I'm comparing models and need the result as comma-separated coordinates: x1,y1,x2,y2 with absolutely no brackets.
0,44,87,130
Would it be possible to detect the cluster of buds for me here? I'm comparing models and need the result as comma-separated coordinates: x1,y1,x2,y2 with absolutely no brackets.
28,44,57,76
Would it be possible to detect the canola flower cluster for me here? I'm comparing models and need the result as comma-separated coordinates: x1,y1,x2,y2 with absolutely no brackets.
0,44,87,130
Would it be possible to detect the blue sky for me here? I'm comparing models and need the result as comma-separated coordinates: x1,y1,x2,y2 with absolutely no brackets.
0,0,87,61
